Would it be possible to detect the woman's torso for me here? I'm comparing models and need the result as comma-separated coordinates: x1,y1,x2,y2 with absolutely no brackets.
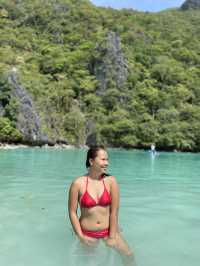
78,175,112,231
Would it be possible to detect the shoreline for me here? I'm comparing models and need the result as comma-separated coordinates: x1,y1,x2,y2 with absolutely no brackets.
0,143,77,150
0,143,199,153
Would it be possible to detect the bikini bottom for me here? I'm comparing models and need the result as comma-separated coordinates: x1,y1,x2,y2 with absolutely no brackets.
82,228,109,239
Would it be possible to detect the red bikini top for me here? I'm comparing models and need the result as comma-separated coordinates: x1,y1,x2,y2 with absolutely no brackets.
80,176,112,208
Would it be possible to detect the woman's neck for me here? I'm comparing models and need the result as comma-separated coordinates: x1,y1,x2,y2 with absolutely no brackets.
88,169,103,180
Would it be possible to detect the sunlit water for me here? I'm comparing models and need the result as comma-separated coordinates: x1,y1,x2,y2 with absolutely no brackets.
0,148,199,266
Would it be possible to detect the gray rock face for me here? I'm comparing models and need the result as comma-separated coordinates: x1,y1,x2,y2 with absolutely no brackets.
52,2,69,13
0,103,5,116
93,31,128,93
85,120,96,146
8,69,46,144
181,0,200,9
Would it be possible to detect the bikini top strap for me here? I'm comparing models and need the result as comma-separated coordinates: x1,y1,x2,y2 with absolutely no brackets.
86,176,88,191
102,177,106,188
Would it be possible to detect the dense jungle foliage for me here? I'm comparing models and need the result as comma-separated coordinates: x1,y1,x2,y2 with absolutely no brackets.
0,0,200,151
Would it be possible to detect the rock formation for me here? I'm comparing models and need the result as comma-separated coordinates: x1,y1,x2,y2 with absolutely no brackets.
92,31,128,93
7,68,47,145
181,0,200,10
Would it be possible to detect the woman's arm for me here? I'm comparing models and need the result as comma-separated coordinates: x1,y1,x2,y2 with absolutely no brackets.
109,176,119,239
68,179,97,246
68,180,83,239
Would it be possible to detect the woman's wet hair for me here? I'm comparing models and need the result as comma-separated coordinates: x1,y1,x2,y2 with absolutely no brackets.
86,145,106,168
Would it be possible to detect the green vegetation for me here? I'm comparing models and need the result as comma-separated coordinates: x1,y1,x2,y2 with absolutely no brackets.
0,117,22,143
0,0,200,151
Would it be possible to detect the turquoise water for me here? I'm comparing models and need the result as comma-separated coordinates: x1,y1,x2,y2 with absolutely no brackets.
0,148,199,266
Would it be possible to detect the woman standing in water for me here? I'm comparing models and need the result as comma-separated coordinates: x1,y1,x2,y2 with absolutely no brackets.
68,146,135,266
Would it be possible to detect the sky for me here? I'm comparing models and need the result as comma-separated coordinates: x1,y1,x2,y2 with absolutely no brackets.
90,0,186,12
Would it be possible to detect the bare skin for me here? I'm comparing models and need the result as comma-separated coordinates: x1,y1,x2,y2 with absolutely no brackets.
68,149,136,265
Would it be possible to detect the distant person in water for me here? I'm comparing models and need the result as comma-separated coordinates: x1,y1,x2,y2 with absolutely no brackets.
150,143,156,154
68,145,136,266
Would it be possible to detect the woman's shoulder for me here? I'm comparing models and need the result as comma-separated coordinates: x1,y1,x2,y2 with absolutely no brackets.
69,176,87,194
71,175,87,187
105,174,118,185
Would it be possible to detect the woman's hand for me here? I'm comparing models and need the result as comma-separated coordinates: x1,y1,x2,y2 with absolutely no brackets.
79,235,97,247
105,237,117,248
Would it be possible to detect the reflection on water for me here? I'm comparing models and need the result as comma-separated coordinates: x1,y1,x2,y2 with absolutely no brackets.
0,148,200,266
69,237,122,266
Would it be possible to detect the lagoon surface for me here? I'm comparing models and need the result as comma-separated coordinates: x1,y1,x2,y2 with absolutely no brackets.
0,148,199,266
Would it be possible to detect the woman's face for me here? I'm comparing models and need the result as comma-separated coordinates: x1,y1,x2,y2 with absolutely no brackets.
90,149,109,174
